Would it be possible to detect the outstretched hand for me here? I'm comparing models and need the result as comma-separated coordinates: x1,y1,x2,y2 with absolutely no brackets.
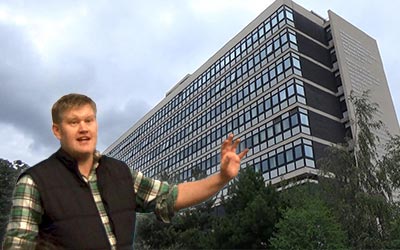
174,134,249,211
220,134,249,181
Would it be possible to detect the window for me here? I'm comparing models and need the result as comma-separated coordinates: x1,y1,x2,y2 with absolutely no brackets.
274,122,282,134
254,162,261,173
242,37,253,51
287,85,295,97
267,44,273,55
236,67,242,78
293,57,301,69
254,54,260,65
271,16,278,27
233,118,239,129
243,86,249,97
272,94,279,106
296,85,305,96
245,137,253,148
284,58,291,70
253,133,259,145
277,63,283,75
251,107,258,119
274,39,280,50
269,157,277,169
230,50,236,61
260,49,267,60
281,33,288,44
269,68,276,80
239,114,244,126
300,113,309,126
262,71,269,83
260,130,266,142
276,153,284,166
237,90,243,102
267,126,274,139
261,159,269,172
278,11,285,21
282,118,290,131
258,26,265,37
291,114,299,126
286,149,294,162
256,77,262,89
226,98,232,108
245,111,252,122
249,81,256,93
279,89,287,101
265,22,271,33
235,46,241,57
258,102,265,114
289,33,297,43
242,63,247,74
304,145,314,158
248,59,254,70
265,98,272,110
286,10,294,21
294,145,303,159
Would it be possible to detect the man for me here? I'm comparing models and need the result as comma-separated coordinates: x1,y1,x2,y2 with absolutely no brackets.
3,93,248,249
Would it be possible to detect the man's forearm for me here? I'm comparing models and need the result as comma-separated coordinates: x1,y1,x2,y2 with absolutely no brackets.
174,172,229,211
3,175,41,250
174,134,248,211
3,235,37,250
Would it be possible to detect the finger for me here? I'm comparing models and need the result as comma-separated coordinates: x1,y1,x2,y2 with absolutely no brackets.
224,134,234,144
221,134,233,155
222,134,233,147
238,148,249,159
232,138,240,150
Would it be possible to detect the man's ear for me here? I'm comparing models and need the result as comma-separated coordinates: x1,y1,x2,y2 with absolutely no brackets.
52,123,62,140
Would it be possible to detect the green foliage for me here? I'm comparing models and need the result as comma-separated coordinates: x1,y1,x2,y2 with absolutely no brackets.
135,166,281,249
211,167,281,249
379,135,400,194
134,167,216,249
318,90,400,249
134,89,400,250
0,159,28,241
383,204,400,249
271,185,347,250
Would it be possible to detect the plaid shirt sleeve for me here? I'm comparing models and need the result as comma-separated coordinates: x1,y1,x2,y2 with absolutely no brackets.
132,170,178,223
2,175,43,250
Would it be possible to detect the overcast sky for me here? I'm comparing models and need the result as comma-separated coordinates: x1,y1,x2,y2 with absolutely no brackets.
0,0,399,166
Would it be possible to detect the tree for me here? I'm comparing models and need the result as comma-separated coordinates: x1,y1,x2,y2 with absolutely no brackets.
134,167,216,249
210,166,281,249
0,159,28,241
270,184,348,250
318,90,400,249
379,134,400,198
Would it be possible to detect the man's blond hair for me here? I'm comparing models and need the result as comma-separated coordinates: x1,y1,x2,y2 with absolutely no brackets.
51,93,97,124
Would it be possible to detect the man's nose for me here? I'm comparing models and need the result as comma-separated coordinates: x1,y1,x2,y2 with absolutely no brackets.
78,121,89,132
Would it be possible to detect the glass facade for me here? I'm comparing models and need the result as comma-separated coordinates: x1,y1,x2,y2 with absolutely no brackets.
105,3,344,198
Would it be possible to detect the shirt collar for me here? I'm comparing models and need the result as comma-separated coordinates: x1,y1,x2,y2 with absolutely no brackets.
93,150,102,169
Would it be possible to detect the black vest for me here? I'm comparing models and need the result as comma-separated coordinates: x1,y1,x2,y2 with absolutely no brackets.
22,149,136,250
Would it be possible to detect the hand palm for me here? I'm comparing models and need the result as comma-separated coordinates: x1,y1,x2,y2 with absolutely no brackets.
221,134,249,180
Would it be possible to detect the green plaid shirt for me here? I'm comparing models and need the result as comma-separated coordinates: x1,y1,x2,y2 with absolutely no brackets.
3,153,178,250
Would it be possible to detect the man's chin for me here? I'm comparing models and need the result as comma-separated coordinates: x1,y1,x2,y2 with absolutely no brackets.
73,150,95,160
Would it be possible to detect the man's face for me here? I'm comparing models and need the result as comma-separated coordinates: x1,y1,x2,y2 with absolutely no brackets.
52,104,98,160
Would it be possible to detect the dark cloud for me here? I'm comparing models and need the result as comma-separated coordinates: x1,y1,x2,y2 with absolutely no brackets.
97,98,150,151
0,0,399,165
0,23,56,153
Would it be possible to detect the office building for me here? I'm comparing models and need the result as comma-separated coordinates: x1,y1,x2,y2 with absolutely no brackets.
104,0,399,198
